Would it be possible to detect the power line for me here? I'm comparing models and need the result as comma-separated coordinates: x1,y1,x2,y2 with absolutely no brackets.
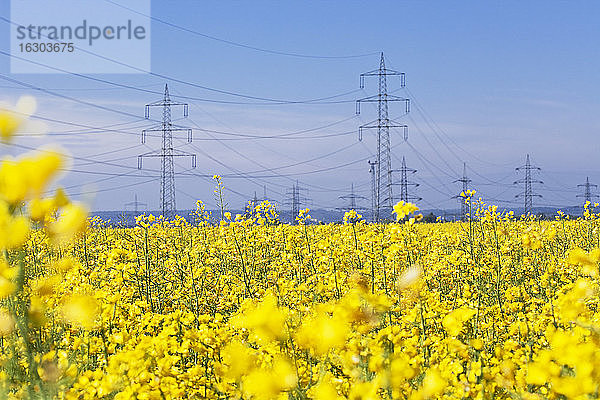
0,45,363,105
406,113,458,177
190,115,359,139
404,86,519,168
0,73,153,121
104,0,379,60
402,140,455,196
2,72,369,145
13,119,149,137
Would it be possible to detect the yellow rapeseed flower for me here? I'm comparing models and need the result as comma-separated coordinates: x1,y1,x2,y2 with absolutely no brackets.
393,200,419,221
295,311,349,355
567,247,600,276
442,307,477,337
0,96,36,142
61,294,99,330
0,201,29,249
0,310,15,336
243,356,296,399
47,202,88,244
231,292,287,343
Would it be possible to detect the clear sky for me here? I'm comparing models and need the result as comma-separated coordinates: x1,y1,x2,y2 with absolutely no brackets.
1,1,599,212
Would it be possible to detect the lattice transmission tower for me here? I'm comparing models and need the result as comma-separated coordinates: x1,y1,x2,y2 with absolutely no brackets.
260,185,276,204
577,177,598,206
284,181,310,224
514,154,542,215
138,84,196,219
245,191,260,216
397,156,421,203
356,52,410,222
453,162,472,220
338,183,368,211
124,194,147,213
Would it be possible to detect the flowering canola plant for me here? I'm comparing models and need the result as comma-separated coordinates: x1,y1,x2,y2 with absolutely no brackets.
1,100,600,399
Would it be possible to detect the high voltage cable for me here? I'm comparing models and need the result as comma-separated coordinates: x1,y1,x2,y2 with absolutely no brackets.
3,74,365,143
379,58,470,172
467,167,515,186
21,111,356,141
404,87,467,168
75,153,141,167
172,160,269,201
0,74,156,121
401,134,457,181
78,143,144,159
188,124,362,176
15,123,149,137
61,168,157,178
182,106,372,192
168,96,295,195
406,114,459,177
104,0,379,60
58,170,156,192
0,83,164,91
2,142,144,167
542,173,581,194
192,115,358,139
2,50,362,105
13,119,149,136
404,86,519,168
9,140,371,184
9,142,191,179
75,177,159,196
0,32,363,105
402,141,455,197
15,113,151,137
180,94,371,193
181,97,357,189
174,147,288,195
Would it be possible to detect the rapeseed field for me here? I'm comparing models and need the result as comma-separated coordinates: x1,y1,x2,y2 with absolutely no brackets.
1,101,600,399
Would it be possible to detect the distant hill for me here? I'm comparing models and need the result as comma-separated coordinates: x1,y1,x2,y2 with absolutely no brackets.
91,205,586,227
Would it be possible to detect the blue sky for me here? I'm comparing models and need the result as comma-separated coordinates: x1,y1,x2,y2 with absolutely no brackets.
1,1,599,212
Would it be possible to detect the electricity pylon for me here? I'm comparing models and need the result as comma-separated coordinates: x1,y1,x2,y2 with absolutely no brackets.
260,185,276,204
245,191,260,216
396,156,421,203
356,52,410,222
284,181,310,224
514,154,542,215
577,177,598,206
124,194,147,213
138,84,196,219
338,183,368,211
453,162,472,220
